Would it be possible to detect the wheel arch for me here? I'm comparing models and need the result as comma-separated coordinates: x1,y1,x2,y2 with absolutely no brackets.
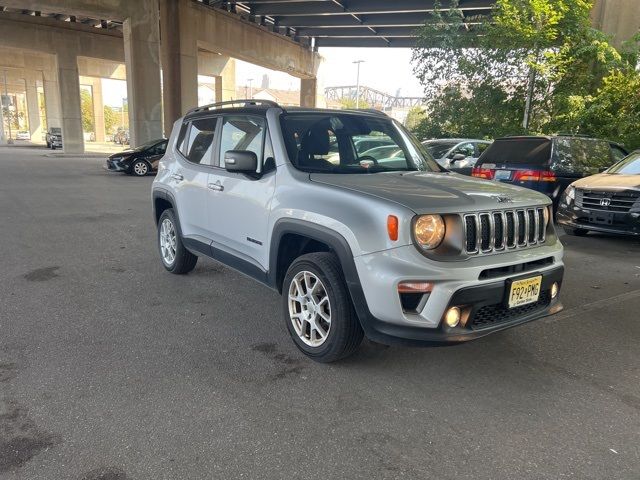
269,219,374,333
152,189,176,225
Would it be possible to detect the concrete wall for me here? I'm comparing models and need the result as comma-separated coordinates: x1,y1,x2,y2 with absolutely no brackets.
592,0,640,47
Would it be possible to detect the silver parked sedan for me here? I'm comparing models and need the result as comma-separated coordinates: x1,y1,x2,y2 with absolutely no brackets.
423,138,492,174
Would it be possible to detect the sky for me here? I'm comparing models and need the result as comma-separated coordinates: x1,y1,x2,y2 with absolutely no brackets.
100,47,425,106
235,47,424,96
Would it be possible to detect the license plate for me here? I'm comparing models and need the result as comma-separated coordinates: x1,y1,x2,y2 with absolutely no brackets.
589,212,614,225
507,275,542,309
494,169,512,181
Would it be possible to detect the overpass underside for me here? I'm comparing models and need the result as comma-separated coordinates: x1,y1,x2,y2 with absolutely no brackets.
0,0,637,153
0,0,320,153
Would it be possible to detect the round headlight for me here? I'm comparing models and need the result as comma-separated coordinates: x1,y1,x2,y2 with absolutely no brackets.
543,205,550,229
413,215,446,250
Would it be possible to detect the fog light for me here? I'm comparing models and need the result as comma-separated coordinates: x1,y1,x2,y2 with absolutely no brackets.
444,307,461,328
551,282,559,299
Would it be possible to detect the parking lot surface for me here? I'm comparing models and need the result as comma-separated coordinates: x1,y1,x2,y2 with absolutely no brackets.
1,148,639,480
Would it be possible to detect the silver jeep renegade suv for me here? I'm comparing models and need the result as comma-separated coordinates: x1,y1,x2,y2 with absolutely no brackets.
152,100,564,362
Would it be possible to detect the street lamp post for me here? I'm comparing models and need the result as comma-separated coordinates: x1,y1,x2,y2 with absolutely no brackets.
353,60,365,109
248,78,254,99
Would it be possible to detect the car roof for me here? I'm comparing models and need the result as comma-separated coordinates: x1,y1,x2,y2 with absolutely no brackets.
184,100,390,122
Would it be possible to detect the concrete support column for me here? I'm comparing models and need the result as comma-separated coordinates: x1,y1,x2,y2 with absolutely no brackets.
25,75,42,142
214,76,223,102
124,0,163,147
198,52,236,102
57,50,83,153
43,69,61,131
91,78,105,142
300,78,317,107
160,0,197,136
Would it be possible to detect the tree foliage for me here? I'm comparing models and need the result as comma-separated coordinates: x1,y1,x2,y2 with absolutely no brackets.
339,97,371,110
80,88,94,133
412,0,640,149
103,105,118,134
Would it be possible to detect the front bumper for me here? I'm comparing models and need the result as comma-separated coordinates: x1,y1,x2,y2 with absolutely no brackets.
352,243,564,346
557,202,640,236
105,158,128,172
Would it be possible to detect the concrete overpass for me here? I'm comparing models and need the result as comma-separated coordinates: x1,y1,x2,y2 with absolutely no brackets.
0,0,638,153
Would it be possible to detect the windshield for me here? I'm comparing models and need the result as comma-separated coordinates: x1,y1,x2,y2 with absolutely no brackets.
423,141,458,159
605,151,640,175
51,128,62,135
280,113,440,174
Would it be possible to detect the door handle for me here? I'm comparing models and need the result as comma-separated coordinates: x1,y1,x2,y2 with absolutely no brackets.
208,181,224,192
171,173,184,181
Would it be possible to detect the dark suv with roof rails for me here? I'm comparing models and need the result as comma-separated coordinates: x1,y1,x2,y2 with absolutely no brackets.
472,135,628,210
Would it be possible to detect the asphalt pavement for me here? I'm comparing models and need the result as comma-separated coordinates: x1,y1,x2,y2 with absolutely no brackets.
1,147,639,480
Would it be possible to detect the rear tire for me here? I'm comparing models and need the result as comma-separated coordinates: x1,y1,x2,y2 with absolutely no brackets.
564,227,588,236
158,209,197,274
282,252,363,363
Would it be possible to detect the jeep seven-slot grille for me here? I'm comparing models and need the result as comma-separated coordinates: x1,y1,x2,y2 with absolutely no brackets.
463,208,547,254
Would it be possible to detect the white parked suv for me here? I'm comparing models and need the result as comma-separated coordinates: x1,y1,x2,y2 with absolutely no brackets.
152,100,564,362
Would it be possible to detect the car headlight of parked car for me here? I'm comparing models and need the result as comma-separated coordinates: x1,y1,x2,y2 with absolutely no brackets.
112,156,125,162
413,214,446,250
564,185,575,202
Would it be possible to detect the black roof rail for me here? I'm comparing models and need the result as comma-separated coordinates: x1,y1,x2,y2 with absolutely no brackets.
186,99,281,115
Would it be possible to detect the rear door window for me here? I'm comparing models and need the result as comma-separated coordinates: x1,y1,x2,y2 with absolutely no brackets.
478,138,552,166
551,138,612,174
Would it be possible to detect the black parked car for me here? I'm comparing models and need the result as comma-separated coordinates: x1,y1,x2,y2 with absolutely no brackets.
472,135,628,210
105,138,167,176
557,150,640,236
45,127,63,149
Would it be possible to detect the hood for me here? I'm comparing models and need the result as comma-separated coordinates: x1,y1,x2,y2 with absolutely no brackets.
309,171,549,214
571,173,640,191
110,150,134,159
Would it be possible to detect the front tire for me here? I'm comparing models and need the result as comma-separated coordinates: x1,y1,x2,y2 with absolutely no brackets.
131,160,150,177
158,209,197,274
564,227,588,236
283,252,363,363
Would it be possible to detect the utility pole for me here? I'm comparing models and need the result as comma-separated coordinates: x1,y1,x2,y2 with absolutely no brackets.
248,78,254,99
3,70,13,144
353,60,365,108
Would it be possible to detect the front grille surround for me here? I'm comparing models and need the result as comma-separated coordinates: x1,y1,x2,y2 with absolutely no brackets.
463,207,547,255
576,189,640,213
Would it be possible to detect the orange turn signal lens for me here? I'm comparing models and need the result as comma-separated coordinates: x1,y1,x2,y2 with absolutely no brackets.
398,281,434,293
387,215,399,241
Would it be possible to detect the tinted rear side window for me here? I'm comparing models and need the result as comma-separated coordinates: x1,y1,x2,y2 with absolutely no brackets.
478,138,551,165
552,138,612,174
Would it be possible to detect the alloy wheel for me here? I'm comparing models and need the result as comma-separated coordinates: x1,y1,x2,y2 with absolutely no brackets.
288,271,331,347
159,218,177,266
134,162,148,176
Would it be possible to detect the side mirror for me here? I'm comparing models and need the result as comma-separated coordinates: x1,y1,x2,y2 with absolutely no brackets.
224,150,258,173
451,153,466,163
598,166,609,173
